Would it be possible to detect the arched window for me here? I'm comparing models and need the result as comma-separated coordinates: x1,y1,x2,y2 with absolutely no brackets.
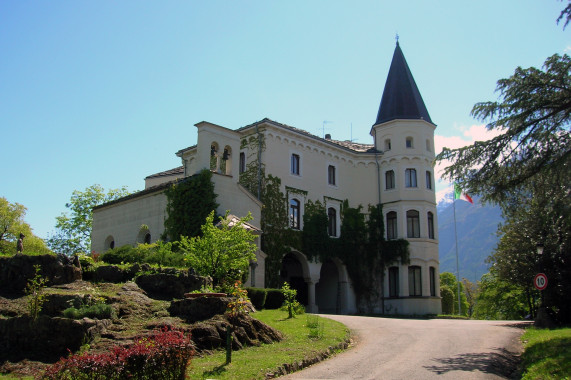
290,199,301,229
104,235,115,250
427,212,435,239
328,207,337,237
407,210,420,238
386,211,398,239
408,266,422,296
405,168,417,188
144,232,151,244
210,142,219,171
385,170,395,190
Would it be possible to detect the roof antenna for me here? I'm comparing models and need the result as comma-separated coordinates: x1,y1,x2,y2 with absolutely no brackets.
395,33,399,45
321,120,333,138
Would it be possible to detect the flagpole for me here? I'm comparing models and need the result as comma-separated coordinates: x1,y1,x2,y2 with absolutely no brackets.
452,189,461,315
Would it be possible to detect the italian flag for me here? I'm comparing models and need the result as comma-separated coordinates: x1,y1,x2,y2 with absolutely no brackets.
454,183,473,204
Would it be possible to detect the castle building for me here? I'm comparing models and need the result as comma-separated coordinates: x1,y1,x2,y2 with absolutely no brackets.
92,42,441,315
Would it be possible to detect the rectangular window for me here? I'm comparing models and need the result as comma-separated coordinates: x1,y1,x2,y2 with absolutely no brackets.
291,154,300,175
385,170,395,190
328,165,336,185
290,199,300,229
239,152,246,174
386,211,398,239
405,169,417,188
408,266,422,296
429,267,436,297
389,267,399,297
426,171,432,190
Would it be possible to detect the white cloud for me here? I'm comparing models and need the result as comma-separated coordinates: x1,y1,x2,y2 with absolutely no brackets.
434,124,504,183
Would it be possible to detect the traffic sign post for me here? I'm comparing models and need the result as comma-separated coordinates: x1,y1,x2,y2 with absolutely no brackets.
534,273,548,291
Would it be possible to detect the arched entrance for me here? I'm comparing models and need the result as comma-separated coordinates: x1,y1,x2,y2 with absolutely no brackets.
280,252,308,305
316,260,340,314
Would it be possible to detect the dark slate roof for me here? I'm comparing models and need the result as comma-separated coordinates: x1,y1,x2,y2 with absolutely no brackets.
374,42,433,126
145,166,184,180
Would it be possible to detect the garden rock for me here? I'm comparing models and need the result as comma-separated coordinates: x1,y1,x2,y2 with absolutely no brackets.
135,271,211,300
0,316,110,362
168,296,231,322
0,254,81,295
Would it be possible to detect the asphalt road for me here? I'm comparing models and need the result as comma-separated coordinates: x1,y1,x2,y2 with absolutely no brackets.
282,315,529,380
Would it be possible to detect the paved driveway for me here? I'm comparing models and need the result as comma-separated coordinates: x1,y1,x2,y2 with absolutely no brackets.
282,315,529,380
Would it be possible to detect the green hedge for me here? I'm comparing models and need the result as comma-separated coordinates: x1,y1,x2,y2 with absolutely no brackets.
246,287,267,310
264,289,285,309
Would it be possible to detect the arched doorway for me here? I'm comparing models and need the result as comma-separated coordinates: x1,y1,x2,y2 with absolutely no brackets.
280,252,308,306
316,259,340,314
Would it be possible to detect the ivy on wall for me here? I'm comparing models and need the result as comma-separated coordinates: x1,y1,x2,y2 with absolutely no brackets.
163,169,219,240
237,130,409,306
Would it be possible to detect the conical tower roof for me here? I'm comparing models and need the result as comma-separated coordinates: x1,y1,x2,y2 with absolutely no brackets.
374,42,433,125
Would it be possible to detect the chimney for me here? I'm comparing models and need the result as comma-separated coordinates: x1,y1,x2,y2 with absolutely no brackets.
325,134,331,140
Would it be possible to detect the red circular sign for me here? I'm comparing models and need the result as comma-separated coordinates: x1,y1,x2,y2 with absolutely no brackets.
534,273,548,291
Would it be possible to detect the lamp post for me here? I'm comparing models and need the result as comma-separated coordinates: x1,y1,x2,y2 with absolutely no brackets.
536,243,544,310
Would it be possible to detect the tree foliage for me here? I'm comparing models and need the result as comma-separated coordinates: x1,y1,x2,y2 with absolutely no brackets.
473,270,530,320
47,185,129,255
440,272,469,316
178,211,257,286
436,54,571,204
163,169,218,241
0,197,51,255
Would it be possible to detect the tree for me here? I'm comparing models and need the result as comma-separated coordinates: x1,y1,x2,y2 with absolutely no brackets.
436,54,571,204
0,197,51,255
473,270,530,320
47,185,129,255
440,272,469,316
178,211,258,286
462,278,478,318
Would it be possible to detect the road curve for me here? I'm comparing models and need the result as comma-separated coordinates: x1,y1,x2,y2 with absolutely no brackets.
282,315,528,380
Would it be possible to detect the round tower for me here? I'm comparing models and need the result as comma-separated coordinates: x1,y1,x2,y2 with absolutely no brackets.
370,42,441,315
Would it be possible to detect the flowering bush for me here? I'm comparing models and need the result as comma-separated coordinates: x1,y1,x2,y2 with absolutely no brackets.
39,326,194,380
226,281,250,320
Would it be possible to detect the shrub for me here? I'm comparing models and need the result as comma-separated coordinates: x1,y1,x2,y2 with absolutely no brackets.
26,265,48,320
245,287,267,310
100,242,185,268
264,288,285,309
40,326,194,380
440,285,455,315
63,303,115,320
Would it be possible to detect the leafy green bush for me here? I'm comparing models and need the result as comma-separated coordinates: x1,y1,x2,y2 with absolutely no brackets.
246,287,267,310
63,303,115,320
264,288,285,309
440,285,455,315
100,242,185,267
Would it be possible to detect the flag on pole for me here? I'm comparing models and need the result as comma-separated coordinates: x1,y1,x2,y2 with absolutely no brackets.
454,183,473,204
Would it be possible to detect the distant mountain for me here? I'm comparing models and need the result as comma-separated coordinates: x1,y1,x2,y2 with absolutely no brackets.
437,189,503,282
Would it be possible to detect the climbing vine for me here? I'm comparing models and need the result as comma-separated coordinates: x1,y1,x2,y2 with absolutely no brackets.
163,169,219,240
237,132,409,307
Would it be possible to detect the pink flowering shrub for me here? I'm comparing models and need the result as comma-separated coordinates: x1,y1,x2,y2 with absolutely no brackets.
39,326,194,380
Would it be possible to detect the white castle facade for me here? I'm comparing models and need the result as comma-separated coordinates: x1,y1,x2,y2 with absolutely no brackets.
92,43,441,315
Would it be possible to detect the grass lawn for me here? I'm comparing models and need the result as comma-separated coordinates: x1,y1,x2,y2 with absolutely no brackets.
520,327,571,380
187,310,350,380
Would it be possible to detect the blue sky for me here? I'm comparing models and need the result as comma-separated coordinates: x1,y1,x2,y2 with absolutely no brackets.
1,1,569,240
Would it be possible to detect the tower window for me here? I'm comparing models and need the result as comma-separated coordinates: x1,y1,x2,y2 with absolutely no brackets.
407,210,420,238
428,212,435,239
426,139,431,152
430,266,436,296
426,171,432,190
406,137,414,148
384,139,392,151
405,169,417,188
408,266,422,296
